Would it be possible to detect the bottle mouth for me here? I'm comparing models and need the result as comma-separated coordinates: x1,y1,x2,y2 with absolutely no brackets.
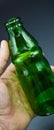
5,17,22,28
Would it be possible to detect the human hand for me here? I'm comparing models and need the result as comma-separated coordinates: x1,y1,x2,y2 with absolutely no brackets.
0,40,34,130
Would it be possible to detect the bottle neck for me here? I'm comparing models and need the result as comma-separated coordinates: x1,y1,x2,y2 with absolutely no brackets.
6,18,39,60
8,25,29,58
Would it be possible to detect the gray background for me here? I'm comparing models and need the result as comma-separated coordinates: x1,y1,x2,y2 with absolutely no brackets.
0,0,54,130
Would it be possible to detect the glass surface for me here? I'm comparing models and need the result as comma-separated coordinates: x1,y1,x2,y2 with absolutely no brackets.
5,18,54,116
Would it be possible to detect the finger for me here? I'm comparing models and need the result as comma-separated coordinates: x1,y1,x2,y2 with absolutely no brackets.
51,65,54,73
1,63,16,78
0,40,10,75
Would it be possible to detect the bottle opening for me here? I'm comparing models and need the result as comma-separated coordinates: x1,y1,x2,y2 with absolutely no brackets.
5,17,22,28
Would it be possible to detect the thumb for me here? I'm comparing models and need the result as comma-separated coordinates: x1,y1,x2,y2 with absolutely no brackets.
0,40,10,75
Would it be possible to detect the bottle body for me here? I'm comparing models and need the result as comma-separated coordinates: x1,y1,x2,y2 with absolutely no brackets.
13,48,54,116
5,18,54,116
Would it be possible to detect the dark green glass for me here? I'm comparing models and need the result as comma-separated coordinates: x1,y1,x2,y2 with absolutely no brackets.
5,17,54,116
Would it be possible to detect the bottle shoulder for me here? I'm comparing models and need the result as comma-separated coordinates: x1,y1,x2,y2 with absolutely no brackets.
13,47,42,65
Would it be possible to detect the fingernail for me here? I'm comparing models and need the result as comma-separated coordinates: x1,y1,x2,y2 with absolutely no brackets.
1,42,4,49
1,40,7,49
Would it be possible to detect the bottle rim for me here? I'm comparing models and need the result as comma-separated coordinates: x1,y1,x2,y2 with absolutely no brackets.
5,17,21,27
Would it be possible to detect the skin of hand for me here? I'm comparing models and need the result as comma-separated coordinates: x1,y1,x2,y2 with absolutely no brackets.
0,40,54,130
0,40,35,130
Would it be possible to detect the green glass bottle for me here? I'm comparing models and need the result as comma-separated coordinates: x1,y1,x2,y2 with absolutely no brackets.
5,17,54,116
